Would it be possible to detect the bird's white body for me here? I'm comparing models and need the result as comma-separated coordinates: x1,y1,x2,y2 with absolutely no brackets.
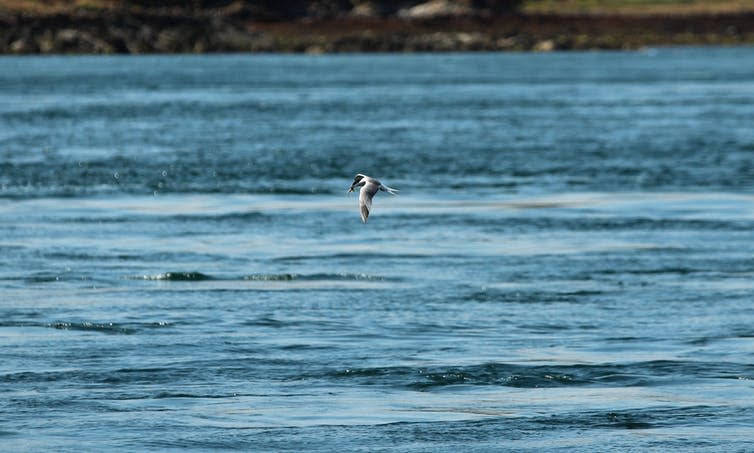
348,173,398,223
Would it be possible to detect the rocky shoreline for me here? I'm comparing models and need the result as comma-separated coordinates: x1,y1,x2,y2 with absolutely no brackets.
2,9,753,54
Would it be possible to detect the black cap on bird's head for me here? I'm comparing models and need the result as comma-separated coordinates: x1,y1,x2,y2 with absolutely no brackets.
348,173,366,193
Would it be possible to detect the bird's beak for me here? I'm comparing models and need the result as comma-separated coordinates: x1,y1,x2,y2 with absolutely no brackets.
347,186,354,193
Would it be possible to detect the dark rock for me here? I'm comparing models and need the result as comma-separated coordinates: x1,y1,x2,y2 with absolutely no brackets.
55,29,115,53
9,36,38,53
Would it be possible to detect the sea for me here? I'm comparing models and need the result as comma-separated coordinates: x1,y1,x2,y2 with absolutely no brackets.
1,47,753,452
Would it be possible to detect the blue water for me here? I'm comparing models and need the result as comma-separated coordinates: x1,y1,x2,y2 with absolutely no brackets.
1,48,754,452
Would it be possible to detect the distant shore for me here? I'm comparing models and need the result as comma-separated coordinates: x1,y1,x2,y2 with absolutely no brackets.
2,9,753,54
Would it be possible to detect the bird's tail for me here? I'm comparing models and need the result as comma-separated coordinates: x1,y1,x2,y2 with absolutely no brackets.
382,185,399,195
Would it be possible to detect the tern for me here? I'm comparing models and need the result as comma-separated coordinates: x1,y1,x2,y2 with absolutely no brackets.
348,173,399,223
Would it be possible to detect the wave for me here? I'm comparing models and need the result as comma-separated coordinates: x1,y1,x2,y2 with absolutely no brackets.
13,270,400,286
464,288,606,304
527,405,725,431
328,360,754,390
38,251,153,261
0,366,180,386
0,156,346,199
0,320,172,335
171,211,270,223
274,252,433,263
49,321,135,334
243,273,398,282
126,272,400,287
136,272,214,281
24,273,66,283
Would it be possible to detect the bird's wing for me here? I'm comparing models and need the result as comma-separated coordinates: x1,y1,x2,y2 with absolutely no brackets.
380,184,399,195
359,183,379,223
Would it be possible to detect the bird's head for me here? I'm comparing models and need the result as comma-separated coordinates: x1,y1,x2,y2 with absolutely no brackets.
348,174,366,193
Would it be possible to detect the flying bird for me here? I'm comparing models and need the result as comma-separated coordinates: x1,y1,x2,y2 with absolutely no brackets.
348,173,399,223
